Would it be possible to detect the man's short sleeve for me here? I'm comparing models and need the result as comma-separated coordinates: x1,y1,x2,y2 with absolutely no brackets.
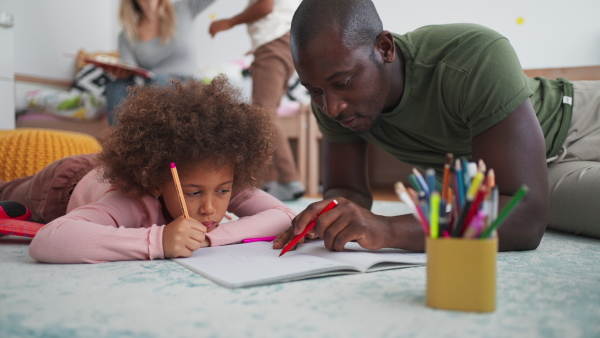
459,38,533,137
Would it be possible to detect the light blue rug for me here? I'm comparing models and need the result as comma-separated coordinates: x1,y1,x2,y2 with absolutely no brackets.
1,198,599,338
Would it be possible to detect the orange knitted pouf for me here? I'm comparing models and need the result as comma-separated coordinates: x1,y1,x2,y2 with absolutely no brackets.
0,128,101,181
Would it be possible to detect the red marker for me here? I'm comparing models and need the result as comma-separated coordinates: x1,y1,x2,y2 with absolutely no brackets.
279,199,339,257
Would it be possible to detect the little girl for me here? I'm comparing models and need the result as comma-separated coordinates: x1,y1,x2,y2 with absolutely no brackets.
2,75,295,263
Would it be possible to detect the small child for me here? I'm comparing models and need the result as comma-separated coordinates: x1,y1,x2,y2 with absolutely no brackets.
3,75,295,263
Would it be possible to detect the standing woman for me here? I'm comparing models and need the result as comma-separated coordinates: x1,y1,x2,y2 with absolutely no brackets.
106,0,215,125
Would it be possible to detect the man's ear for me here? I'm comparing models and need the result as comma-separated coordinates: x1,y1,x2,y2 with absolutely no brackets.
376,30,395,64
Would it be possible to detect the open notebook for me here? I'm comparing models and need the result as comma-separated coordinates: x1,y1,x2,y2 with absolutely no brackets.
173,240,426,288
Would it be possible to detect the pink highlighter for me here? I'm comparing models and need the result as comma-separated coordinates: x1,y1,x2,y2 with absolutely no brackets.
243,236,277,243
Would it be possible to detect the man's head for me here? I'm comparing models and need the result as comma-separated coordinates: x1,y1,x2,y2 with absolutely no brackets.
291,0,383,53
291,0,400,133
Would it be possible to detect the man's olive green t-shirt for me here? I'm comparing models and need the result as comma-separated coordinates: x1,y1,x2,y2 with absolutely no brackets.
313,23,573,174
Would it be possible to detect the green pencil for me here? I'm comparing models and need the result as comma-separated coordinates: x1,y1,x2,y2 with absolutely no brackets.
408,174,422,193
479,185,528,238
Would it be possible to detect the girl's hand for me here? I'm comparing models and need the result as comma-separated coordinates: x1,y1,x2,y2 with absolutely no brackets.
163,216,210,258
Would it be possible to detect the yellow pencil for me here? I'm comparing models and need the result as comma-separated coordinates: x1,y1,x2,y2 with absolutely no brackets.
170,162,190,219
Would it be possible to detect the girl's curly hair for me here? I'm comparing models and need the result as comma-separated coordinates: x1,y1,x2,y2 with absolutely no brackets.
97,75,274,197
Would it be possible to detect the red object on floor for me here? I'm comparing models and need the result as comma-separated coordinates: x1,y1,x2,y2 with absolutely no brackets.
0,219,45,237
0,201,32,221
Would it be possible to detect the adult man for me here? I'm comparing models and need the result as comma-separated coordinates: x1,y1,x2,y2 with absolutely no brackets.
272,0,600,252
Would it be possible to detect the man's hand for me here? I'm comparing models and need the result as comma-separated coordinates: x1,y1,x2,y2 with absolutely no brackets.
285,198,394,252
163,216,209,258
272,224,318,251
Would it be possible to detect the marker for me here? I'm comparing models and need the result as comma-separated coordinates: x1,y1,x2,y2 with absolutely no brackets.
279,199,339,257
243,236,277,243
429,192,441,239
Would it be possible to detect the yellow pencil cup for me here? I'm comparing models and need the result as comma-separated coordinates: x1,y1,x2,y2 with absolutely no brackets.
426,237,498,312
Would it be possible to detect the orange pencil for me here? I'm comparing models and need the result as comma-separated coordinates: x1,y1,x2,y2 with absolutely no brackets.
442,153,454,202
170,163,190,219
487,168,495,191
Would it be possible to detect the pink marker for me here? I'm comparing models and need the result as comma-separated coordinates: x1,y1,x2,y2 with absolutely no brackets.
243,236,277,243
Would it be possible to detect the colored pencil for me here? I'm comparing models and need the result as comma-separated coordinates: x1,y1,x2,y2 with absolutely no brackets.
490,186,499,222
408,174,422,193
170,162,190,220
463,210,486,239
479,185,529,238
442,153,453,202
487,168,496,192
455,159,465,209
461,157,471,192
426,168,437,194
412,168,430,197
408,188,431,232
396,182,429,235
394,181,417,212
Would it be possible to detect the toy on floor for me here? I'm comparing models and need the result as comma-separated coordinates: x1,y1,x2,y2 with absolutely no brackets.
0,201,45,238
0,200,32,221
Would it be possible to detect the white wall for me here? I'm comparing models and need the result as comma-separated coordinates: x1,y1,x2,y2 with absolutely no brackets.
192,0,253,70
373,0,600,69
0,0,121,81
0,14,15,129
0,0,254,81
1,0,600,80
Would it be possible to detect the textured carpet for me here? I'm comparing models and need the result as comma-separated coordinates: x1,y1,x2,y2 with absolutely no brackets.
1,198,599,338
